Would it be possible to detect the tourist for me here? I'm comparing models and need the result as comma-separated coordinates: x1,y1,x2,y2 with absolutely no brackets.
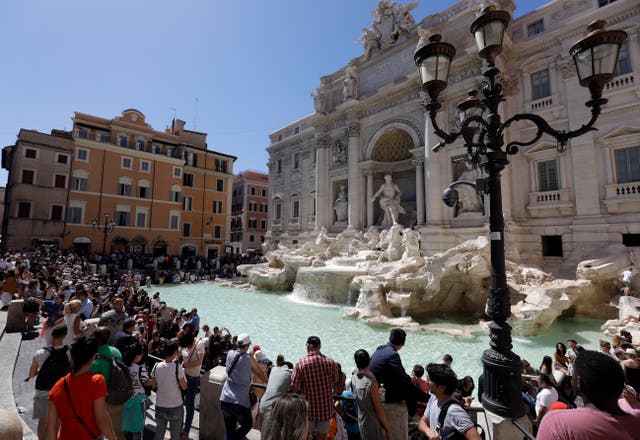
121,340,151,440
369,328,427,440
47,336,117,440
259,360,294,429
27,325,70,440
178,331,206,439
442,354,453,366
598,339,617,360
454,376,475,408
1,269,17,307
60,299,82,347
40,292,65,344
115,318,138,352
91,327,126,440
77,287,94,320
23,279,42,332
534,374,559,429
291,336,340,440
537,350,640,439
151,338,187,440
99,296,128,344
261,393,309,440
351,349,390,440
622,348,640,392
418,363,482,440
622,267,633,295
188,308,200,335
220,333,268,440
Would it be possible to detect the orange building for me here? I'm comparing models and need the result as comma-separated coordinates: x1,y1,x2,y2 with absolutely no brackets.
230,170,269,254
62,109,235,258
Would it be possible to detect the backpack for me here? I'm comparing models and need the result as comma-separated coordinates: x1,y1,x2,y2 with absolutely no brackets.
98,351,133,405
437,400,485,440
35,346,70,391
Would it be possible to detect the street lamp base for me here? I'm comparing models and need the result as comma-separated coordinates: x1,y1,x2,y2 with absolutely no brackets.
481,347,527,419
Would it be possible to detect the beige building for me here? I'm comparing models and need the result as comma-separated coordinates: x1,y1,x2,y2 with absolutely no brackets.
2,129,73,249
267,0,640,273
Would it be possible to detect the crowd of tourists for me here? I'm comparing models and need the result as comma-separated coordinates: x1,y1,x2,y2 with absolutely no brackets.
2,247,640,440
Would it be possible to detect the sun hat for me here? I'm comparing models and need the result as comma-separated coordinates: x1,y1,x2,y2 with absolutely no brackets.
625,348,637,355
237,333,251,346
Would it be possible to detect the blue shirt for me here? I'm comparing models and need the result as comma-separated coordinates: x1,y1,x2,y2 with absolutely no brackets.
43,300,64,326
220,349,252,408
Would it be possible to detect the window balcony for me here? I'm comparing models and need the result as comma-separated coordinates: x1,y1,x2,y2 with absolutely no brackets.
605,72,635,93
526,188,574,217
604,181,640,214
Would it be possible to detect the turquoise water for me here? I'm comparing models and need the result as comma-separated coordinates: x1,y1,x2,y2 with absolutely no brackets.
155,282,604,389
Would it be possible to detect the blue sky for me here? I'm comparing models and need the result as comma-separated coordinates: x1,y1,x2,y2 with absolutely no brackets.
0,0,546,186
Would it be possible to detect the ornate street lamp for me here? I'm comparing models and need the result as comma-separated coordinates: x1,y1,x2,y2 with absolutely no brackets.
92,210,116,255
414,6,627,419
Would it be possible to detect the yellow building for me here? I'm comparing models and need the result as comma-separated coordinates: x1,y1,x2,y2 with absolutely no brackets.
63,109,235,258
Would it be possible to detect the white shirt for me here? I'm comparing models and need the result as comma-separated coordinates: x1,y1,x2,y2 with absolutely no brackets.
152,361,185,408
536,387,559,416
623,270,632,283
181,338,206,377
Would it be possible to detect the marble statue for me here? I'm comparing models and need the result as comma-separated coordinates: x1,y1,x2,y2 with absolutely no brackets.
311,88,327,114
371,174,405,228
455,161,484,215
343,64,358,101
334,185,349,222
360,28,380,60
396,2,418,34
401,228,421,259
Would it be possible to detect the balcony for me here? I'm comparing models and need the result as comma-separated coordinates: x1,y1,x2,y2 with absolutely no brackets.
527,188,574,217
604,181,640,214
605,72,635,93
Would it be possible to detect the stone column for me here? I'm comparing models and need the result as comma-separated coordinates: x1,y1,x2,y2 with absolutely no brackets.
346,121,362,228
366,169,374,227
413,158,425,225
314,134,331,229
423,106,443,225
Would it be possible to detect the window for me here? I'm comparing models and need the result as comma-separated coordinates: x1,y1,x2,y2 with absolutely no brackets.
21,169,35,184
275,200,282,220
183,196,193,211
623,234,640,247
295,126,300,134
76,148,89,161
537,160,559,191
140,160,150,172
615,42,631,76
67,206,83,224
531,69,551,100
183,223,192,237
136,211,147,228
260,203,268,213
214,225,221,238
138,186,149,199
121,157,133,169
250,235,255,242
249,202,257,212
17,201,31,218
615,146,640,183
77,127,89,139
293,153,300,170
118,183,132,196
116,210,130,227
261,219,266,229
170,187,181,203
527,19,544,37
261,189,267,197
542,235,563,257
170,212,179,230
54,174,67,189
277,159,282,174
216,179,224,192
292,200,300,219
215,158,227,173
98,132,110,142
173,167,182,178
183,173,194,187
51,205,63,221
56,153,69,164
251,187,256,195
25,148,37,159
186,152,197,167
136,137,146,151
261,236,265,243
598,0,617,6
71,176,88,191
249,219,257,228
118,134,128,147
212,200,223,214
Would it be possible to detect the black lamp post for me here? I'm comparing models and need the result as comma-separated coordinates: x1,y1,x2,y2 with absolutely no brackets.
414,6,627,419
92,210,116,255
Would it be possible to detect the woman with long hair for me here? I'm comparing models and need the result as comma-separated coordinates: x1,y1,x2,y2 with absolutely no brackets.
261,393,309,440
60,299,82,346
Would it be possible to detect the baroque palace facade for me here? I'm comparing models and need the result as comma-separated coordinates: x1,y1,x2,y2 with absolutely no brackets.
266,0,640,270
3,109,236,258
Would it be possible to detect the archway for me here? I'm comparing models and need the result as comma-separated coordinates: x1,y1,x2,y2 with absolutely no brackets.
153,239,168,257
111,236,128,253
72,236,91,256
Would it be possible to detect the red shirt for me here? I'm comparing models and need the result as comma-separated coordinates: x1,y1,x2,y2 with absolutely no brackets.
49,372,107,440
292,351,339,421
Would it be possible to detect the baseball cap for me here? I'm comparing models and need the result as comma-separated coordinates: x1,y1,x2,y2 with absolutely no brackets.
306,336,321,347
237,333,251,346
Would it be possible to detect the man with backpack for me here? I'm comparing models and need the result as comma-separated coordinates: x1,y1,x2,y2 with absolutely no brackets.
90,327,133,440
418,363,483,440
27,325,70,440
